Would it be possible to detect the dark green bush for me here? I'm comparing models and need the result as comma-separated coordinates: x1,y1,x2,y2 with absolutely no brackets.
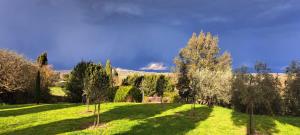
114,86,142,102
107,86,118,102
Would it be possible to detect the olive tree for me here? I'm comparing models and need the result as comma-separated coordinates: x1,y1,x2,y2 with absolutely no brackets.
84,63,110,126
174,32,232,106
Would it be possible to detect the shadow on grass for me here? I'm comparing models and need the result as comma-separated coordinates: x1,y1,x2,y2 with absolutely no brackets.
231,111,279,135
117,106,213,135
5,103,183,135
100,103,184,122
0,104,79,117
275,116,300,128
5,116,95,135
0,104,35,110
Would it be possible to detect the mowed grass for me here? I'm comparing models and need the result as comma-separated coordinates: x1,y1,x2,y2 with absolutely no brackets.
49,87,67,97
0,103,300,135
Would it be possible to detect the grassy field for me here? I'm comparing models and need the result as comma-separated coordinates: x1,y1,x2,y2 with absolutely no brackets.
49,87,67,97
0,103,300,135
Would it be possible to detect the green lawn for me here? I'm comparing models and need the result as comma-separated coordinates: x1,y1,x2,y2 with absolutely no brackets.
0,103,300,135
49,87,67,97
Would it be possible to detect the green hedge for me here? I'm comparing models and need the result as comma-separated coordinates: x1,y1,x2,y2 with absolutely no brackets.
114,86,142,102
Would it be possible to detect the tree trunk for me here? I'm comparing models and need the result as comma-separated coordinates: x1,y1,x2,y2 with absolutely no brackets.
191,95,196,116
248,103,255,135
142,90,145,103
86,96,90,112
93,103,97,126
97,102,100,126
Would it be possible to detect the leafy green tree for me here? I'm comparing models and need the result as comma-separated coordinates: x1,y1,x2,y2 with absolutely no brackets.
232,66,258,135
156,75,167,104
82,64,96,111
140,75,159,102
254,62,282,115
174,32,232,105
232,62,282,134
66,61,93,103
191,68,232,107
86,64,109,127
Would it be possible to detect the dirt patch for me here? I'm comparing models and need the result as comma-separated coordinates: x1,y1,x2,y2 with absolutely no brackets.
80,122,107,130
79,110,93,115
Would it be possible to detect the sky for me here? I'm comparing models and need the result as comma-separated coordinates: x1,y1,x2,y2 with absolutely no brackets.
0,0,300,72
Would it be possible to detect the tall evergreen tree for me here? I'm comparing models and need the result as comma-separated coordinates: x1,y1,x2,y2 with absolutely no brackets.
66,61,93,103
37,52,48,67
175,61,191,102
105,59,113,87
156,75,167,104
35,52,48,104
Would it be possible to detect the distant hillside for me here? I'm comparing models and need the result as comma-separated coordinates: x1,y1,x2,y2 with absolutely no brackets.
55,68,174,82
55,69,288,88
115,68,173,81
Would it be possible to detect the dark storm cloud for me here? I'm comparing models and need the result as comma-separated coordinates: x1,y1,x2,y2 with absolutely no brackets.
0,0,300,72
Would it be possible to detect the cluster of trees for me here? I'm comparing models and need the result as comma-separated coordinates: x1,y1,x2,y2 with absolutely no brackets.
122,74,174,103
0,49,57,104
230,61,300,117
174,32,300,134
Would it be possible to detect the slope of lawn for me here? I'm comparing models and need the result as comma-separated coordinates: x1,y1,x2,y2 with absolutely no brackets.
49,87,67,97
0,103,300,135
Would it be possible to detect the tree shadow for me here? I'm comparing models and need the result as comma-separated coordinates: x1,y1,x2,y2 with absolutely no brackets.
5,103,183,135
274,116,300,128
0,104,35,110
0,104,79,117
5,115,95,135
100,103,184,122
231,111,279,135
117,106,213,135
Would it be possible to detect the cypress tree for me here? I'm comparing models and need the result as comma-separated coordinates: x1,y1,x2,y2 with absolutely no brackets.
35,52,48,104
156,75,167,104
105,59,113,87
